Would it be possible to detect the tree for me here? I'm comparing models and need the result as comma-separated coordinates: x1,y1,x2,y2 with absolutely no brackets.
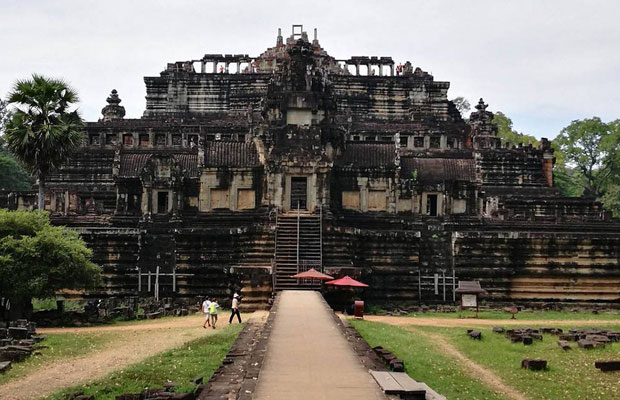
4,75,85,210
492,111,540,147
601,184,620,217
0,210,101,319
553,117,620,198
1,99,35,191
452,96,471,117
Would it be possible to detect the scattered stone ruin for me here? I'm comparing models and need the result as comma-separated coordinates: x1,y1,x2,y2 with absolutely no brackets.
0,319,44,373
2,25,619,309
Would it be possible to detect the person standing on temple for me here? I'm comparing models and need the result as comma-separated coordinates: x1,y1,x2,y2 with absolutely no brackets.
202,296,212,329
229,293,242,324
209,298,220,329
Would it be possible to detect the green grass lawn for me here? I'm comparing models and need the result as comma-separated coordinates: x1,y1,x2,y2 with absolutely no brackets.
0,331,115,385
420,325,620,400
350,319,509,400
405,309,620,321
352,318,620,400
45,323,244,400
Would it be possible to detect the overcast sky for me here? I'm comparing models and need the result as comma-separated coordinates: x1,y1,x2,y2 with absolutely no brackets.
1,0,619,140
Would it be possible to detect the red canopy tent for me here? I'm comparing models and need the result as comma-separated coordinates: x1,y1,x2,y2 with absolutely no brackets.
325,276,369,287
292,268,334,281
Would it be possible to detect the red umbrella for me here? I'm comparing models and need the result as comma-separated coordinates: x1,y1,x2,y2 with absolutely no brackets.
292,268,334,281
325,276,369,287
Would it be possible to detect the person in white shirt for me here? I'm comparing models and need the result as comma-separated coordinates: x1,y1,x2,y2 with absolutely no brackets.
202,297,211,329
229,293,242,324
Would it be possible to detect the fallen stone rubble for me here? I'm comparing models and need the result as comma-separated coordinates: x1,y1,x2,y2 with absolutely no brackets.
0,319,45,373
372,346,405,372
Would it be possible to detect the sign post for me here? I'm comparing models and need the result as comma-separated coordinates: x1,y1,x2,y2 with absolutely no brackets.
455,281,487,318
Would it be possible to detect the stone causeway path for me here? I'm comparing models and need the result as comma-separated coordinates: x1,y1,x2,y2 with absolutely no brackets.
253,290,386,399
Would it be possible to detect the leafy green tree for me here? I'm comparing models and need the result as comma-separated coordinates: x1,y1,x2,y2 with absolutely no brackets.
601,184,620,217
0,210,101,319
4,75,85,210
492,111,539,147
1,99,34,191
553,117,620,198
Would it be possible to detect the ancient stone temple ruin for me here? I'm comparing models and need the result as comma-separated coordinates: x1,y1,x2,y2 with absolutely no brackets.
3,25,619,309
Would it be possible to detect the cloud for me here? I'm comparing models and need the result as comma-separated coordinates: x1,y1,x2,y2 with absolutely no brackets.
1,0,619,139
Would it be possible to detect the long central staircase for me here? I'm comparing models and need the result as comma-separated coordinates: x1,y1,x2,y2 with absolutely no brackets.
274,211,323,290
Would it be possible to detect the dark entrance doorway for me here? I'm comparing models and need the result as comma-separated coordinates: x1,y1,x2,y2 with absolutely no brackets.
290,177,307,210
427,194,438,216
157,191,169,214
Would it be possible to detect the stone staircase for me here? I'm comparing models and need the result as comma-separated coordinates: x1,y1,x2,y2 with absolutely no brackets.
274,213,322,290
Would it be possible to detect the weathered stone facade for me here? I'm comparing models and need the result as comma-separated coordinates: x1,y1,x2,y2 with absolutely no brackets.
3,26,619,308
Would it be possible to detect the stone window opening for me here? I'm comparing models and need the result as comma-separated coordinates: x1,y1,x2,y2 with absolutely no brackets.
413,136,424,148
353,135,360,141
90,134,100,146
106,134,117,145
123,134,134,146
447,138,458,149
139,134,150,147
400,135,409,148
155,134,166,146
429,137,440,149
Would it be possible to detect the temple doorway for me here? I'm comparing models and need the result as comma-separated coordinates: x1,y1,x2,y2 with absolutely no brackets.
290,177,307,210
157,191,169,214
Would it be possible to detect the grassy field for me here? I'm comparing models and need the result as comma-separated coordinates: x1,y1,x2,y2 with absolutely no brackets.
45,323,243,400
404,309,620,321
0,331,115,385
351,319,508,400
352,318,620,400
423,324,620,400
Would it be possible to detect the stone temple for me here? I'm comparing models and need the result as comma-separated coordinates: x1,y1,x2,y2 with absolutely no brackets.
2,25,619,310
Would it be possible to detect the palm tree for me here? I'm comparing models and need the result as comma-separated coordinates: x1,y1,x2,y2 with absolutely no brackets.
4,74,85,210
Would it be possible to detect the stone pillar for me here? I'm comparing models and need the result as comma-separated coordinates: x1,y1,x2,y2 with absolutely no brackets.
200,62,205,73
355,63,360,76
379,64,383,76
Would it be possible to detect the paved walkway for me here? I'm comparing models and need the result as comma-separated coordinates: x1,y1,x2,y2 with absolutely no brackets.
254,290,386,400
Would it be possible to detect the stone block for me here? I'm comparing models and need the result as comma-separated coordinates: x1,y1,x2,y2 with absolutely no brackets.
578,340,596,349
492,327,504,333
522,336,533,345
521,359,547,371
557,340,571,350
0,361,11,373
389,358,405,372
8,327,28,339
594,361,620,372
468,330,482,340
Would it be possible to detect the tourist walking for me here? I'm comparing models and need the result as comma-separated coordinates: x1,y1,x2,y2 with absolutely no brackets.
202,297,211,328
209,298,220,329
229,293,242,324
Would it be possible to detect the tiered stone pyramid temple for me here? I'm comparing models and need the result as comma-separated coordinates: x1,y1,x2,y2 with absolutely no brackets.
3,25,619,309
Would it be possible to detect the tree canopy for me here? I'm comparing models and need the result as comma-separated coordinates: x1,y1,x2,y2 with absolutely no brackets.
4,75,85,209
552,117,620,198
492,111,540,147
0,210,101,311
0,99,35,191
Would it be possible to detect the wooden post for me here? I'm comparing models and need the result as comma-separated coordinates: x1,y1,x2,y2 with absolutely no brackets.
418,269,421,301
138,268,142,292
452,270,456,302
434,273,439,295
155,266,160,301
172,267,176,293
442,271,446,302
148,271,152,292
